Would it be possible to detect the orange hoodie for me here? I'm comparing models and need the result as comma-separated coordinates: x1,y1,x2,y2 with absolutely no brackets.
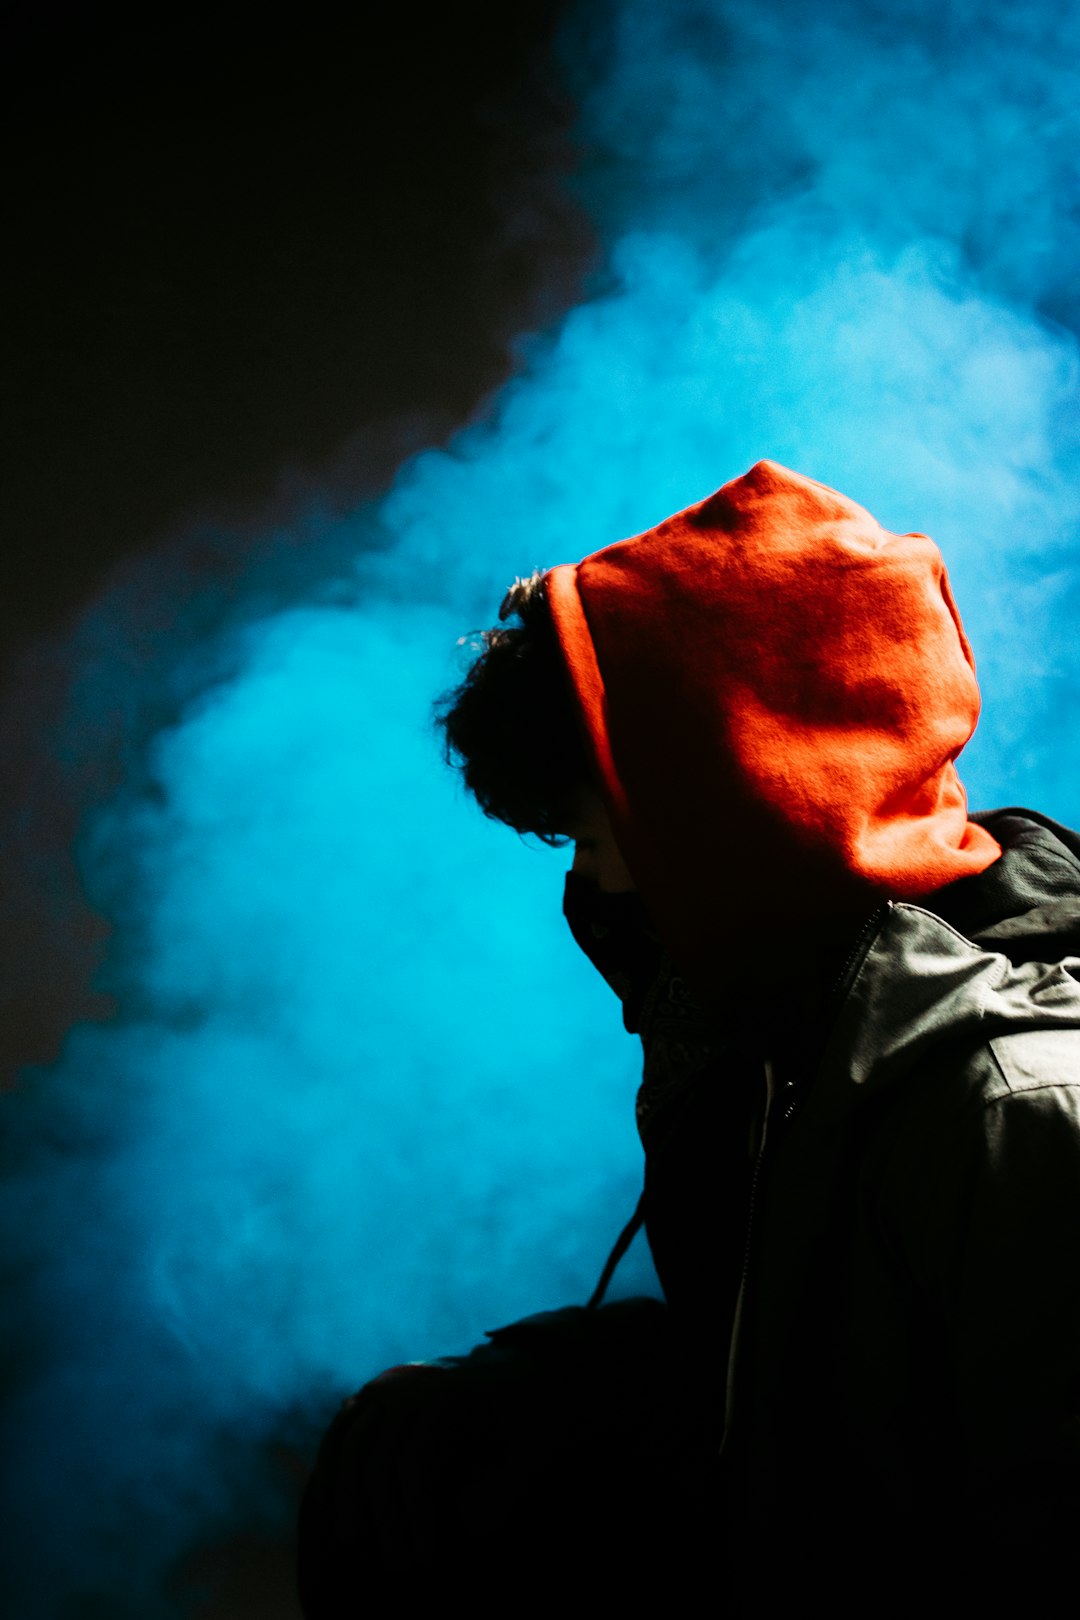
545,459,1001,985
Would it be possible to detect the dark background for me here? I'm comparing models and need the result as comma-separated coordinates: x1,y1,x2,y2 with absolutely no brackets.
2,0,596,1083
3,1,593,655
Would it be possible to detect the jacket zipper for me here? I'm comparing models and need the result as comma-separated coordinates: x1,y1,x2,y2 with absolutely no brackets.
719,1058,773,1456
719,903,890,1457
828,902,892,1012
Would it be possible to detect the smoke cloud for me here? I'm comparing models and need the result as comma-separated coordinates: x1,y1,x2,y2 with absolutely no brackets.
4,1,1079,1614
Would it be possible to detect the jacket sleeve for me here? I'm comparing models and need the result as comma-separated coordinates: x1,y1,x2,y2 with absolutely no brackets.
894,1028,1080,1588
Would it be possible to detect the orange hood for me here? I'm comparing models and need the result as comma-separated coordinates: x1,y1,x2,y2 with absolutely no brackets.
545,459,1001,982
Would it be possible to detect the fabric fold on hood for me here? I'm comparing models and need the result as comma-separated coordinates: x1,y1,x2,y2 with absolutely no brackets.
545,459,1001,985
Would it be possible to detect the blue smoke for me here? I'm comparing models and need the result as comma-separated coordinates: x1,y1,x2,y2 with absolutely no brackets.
5,2,1080,1614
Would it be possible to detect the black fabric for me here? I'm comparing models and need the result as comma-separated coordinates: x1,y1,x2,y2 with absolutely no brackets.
562,871,666,1035
645,809,1080,1349
725,808,1080,1613
563,867,764,1365
296,1299,721,1614
939,807,1080,961
299,808,1080,1615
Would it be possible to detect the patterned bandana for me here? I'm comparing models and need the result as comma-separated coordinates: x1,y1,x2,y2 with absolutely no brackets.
562,873,734,1145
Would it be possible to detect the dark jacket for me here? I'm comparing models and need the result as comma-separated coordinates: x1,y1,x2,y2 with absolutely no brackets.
644,808,1080,1608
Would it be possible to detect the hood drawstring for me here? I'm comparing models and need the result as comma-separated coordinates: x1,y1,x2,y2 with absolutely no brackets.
586,1192,647,1311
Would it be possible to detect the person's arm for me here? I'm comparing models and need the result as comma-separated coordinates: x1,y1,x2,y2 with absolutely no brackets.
891,1034,1080,1597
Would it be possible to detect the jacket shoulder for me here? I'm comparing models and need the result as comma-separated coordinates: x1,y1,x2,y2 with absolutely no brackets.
985,1026,1080,1100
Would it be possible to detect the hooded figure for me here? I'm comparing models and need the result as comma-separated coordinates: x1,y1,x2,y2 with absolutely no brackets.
546,457,1001,966
298,463,1080,1615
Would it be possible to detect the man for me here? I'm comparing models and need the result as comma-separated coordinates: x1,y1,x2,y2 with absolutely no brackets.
298,460,1080,1612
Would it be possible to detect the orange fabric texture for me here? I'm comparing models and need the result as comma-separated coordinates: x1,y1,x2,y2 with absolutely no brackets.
545,460,1001,979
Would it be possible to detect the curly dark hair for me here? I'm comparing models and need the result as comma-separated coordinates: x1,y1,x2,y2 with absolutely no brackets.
435,570,592,844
